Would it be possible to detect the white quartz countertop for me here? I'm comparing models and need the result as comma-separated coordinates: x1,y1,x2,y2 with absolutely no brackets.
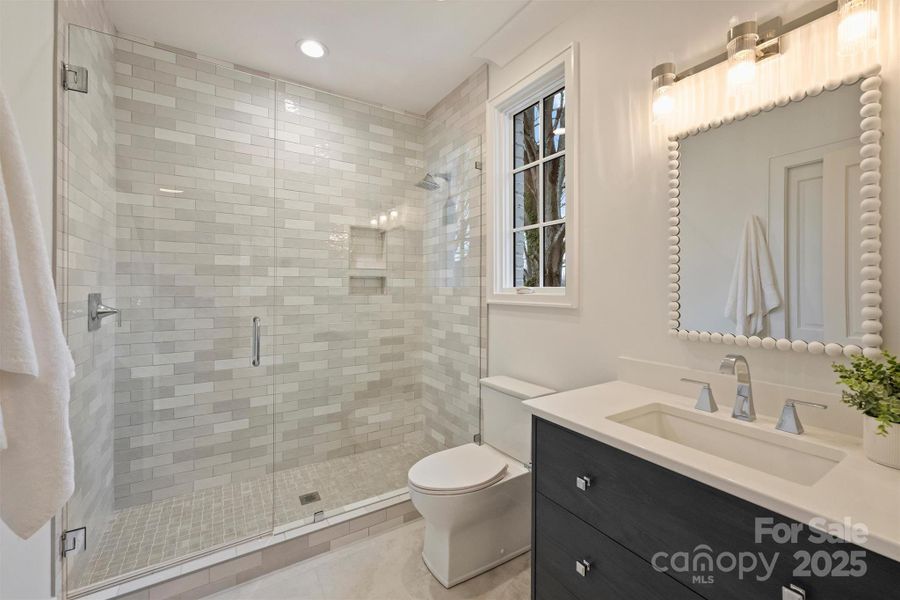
524,380,900,563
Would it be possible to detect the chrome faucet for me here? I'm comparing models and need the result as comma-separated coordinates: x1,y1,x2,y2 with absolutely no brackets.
776,399,827,435
719,354,755,422
680,378,718,413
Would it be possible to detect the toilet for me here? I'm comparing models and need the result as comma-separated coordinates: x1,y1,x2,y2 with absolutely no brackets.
408,376,555,588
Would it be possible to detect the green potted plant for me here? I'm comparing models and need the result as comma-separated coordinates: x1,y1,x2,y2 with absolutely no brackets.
833,351,900,469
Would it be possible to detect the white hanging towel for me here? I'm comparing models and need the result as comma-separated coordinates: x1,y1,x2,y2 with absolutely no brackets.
0,88,75,539
724,215,782,336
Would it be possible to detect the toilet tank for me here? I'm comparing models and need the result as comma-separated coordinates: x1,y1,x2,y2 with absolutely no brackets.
480,376,556,464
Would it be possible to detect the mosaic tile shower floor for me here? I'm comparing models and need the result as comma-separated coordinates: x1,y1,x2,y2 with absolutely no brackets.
77,439,440,588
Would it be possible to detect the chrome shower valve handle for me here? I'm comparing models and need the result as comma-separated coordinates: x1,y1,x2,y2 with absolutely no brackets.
88,292,120,331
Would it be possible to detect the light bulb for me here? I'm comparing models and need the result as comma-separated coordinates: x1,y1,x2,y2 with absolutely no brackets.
838,0,878,55
726,21,759,90
652,89,675,117
650,62,677,121
727,56,757,87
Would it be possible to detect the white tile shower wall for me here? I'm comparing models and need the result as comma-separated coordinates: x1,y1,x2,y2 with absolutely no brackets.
421,67,487,447
111,40,429,509
56,0,119,582
112,39,278,509
271,80,427,477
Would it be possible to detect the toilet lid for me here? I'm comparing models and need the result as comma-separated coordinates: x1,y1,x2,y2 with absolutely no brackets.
408,444,508,494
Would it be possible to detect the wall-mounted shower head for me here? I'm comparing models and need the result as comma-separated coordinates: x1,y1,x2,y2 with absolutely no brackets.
415,173,441,191
414,172,450,191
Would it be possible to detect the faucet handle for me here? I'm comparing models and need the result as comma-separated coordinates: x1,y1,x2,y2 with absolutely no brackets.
776,399,827,435
680,378,718,413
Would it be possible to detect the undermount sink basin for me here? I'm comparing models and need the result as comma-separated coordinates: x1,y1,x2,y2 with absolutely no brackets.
608,403,846,486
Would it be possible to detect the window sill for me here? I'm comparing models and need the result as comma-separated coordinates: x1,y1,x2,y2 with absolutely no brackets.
487,291,576,309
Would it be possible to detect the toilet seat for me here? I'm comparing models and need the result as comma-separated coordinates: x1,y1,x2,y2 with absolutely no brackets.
408,443,508,495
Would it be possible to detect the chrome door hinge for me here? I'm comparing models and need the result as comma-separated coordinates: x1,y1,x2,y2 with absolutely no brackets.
474,161,483,171
61,527,87,557
62,63,88,93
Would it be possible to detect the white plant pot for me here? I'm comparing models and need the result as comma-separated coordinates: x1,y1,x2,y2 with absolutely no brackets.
862,415,900,470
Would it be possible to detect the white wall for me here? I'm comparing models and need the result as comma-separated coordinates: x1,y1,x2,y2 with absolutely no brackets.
487,1,899,409
0,0,57,598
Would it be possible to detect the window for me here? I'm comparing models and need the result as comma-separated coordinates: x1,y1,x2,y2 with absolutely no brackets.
512,88,566,288
487,44,578,307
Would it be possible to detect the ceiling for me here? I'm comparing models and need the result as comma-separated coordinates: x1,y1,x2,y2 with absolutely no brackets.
103,0,588,115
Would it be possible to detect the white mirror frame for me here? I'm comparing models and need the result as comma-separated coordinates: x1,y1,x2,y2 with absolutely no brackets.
666,64,883,359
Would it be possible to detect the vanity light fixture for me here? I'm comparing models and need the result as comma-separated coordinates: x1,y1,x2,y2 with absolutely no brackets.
726,21,760,87
649,1,877,107
297,39,327,59
650,62,677,118
837,0,878,55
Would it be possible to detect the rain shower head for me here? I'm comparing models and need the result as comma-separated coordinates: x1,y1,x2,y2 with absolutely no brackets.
414,172,449,191
415,173,441,191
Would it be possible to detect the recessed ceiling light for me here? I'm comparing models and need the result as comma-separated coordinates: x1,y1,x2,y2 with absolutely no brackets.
297,39,327,59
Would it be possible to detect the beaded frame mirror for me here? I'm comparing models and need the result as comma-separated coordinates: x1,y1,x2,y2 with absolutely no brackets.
666,64,883,359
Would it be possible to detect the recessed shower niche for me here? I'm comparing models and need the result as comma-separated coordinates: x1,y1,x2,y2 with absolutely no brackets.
349,225,388,294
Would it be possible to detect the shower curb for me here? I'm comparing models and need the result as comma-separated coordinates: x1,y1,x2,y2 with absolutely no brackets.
70,492,420,600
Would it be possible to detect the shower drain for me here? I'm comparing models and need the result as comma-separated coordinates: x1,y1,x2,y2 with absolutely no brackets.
299,491,321,505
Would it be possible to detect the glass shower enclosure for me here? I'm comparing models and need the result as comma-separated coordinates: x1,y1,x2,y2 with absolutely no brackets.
60,25,483,595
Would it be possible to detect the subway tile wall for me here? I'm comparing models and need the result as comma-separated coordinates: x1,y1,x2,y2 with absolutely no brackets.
112,38,279,510
421,67,488,448
270,80,427,481
109,38,434,509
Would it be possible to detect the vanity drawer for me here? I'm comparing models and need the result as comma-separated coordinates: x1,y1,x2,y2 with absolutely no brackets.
533,417,900,599
533,562,579,600
535,493,703,600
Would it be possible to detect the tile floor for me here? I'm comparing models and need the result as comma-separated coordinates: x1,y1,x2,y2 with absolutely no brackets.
77,440,439,589
208,519,531,600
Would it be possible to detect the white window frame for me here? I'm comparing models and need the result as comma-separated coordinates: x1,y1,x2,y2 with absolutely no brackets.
486,43,579,308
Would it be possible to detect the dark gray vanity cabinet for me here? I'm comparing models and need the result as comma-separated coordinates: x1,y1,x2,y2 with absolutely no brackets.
531,417,900,599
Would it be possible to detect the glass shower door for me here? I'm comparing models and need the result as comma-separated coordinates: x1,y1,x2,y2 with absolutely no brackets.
270,75,484,529
62,26,276,593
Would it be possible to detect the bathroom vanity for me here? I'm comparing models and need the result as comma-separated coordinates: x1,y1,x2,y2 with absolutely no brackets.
527,382,900,599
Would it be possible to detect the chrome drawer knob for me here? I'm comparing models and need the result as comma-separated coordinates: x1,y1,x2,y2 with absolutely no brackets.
782,584,806,600
576,475,593,490
575,559,592,577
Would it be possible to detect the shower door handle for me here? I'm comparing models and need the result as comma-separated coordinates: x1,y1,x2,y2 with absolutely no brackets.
251,316,261,367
